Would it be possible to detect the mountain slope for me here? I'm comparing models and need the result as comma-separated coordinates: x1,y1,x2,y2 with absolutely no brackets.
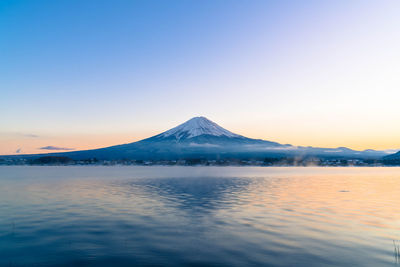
383,150,400,160
54,116,286,160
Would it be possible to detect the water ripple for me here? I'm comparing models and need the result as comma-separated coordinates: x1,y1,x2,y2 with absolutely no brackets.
0,166,400,266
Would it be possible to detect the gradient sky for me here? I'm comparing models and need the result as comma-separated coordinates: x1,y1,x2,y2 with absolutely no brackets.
1,0,400,155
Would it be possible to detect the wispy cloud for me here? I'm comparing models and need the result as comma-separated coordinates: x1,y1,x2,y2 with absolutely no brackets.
39,146,74,151
189,143,220,148
0,132,40,138
24,134,39,138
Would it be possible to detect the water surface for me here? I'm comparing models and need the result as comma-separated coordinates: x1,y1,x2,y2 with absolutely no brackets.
0,166,399,266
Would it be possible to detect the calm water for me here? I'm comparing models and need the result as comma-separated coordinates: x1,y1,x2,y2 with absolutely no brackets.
0,166,399,266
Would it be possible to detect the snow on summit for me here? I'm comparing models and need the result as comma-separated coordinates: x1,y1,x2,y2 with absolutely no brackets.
158,116,242,140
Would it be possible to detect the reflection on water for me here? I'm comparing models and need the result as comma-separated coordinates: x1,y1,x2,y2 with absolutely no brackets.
0,166,399,266
121,177,253,213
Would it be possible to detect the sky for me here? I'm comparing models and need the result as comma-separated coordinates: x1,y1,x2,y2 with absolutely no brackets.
1,0,400,155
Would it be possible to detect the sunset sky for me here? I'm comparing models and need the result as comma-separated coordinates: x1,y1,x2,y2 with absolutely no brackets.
1,0,400,155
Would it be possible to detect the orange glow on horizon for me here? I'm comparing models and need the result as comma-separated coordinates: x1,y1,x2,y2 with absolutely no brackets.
1,128,399,155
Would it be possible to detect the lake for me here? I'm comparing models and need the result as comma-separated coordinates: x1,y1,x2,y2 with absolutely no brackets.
0,166,399,266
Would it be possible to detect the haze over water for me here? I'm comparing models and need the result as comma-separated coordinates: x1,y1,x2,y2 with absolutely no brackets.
1,166,399,266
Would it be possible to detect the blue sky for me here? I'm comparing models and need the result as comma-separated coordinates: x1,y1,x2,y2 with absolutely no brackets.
1,0,400,154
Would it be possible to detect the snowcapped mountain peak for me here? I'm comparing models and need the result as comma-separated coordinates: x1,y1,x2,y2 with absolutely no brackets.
157,116,242,140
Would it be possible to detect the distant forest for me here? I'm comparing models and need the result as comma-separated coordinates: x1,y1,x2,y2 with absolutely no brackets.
1,156,399,167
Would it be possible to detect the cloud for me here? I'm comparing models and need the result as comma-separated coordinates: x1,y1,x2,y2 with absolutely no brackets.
39,146,74,151
383,149,400,154
0,132,40,138
24,134,39,138
16,148,21,153
189,143,220,148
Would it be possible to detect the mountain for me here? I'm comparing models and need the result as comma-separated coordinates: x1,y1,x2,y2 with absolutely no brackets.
383,150,400,160
1,116,394,161
42,116,287,160
155,116,243,140
143,116,282,147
